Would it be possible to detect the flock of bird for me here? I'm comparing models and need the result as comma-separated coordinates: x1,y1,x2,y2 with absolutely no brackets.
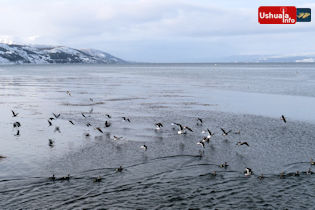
1,92,314,183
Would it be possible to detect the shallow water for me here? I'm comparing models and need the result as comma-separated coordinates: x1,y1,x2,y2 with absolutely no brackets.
0,63,315,209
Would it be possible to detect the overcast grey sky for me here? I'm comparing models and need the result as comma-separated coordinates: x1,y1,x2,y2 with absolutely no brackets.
0,0,315,62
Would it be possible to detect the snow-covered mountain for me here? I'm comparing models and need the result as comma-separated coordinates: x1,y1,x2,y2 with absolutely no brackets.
0,43,126,64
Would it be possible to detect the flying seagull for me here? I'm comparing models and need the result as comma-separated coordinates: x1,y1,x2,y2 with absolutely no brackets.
122,117,130,122
197,118,203,126
69,120,75,125
236,142,249,147
281,115,287,123
96,127,103,133
81,113,86,118
140,145,148,151
105,114,111,119
221,128,232,136
244,168,253,176
202,129,214,139
11,110,18,117
66,91,71,96
48,120,52,126
197,141,205,148
105,121,111,127
53,113,60,119
155,123,163,130
15,130,20,136
13,122,21,128
49,139,55,147
54,126,61,133
113,136,123,141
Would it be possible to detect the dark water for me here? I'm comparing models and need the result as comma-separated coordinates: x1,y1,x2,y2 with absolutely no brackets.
0,63,315,209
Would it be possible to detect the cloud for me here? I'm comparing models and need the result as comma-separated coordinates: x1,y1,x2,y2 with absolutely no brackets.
0,0,315,62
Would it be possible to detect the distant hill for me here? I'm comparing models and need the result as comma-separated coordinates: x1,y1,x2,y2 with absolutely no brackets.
0,43,126,64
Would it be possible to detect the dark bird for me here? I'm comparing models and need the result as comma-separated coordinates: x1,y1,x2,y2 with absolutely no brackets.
202,129,214,139
86,123,92,127
281,115,287,123
155,123,163,130
49,174,56,181
172,123,193,134
197,141,205,148
202,136,210,143
15,130,20,136
236,142,249,147
306,168,313,175
48,120,52,126
59,174,70,181
116,166,124,172
11,110,18,117
105,121,111,127
210,171,216,177
258,174,264,180
280,172,285,179
221,128,232,136
197,118,203,125
49,139,55,147
89,108,93,114
122,117,130,122
66,91,71,96
113,136,123,141
69,120,75,125
294,171,300,176
94,176,102,182
244,168,253,176
85,133,90,137
105,114,111,119
53,113,60,119
219,162,229,168
0,155,6,159
234,131,241,135
54,126,61,133
140,145,147,151
81,113,86,118
96,127,103,133
89,98,93,102
13,122,21,128
49,117,55,121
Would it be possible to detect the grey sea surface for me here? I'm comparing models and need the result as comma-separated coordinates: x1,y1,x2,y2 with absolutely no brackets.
0,63,315,209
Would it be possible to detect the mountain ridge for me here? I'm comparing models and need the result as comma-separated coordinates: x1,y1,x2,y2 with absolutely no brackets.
0,43,126,64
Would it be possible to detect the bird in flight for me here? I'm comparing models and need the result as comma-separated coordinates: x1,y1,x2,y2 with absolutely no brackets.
221,128,232,136
11,110,19,117
236,141,249,147
281,115,287,123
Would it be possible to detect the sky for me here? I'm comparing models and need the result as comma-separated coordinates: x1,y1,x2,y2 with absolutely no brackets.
0,0,315,62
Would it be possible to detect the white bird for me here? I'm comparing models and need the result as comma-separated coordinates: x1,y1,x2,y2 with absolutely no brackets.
244,168,253,176
140,145,147,151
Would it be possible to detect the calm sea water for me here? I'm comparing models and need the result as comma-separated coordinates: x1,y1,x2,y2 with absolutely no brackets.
0,63,315,209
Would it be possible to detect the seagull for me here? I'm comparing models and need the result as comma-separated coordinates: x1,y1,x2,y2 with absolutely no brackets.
49,139,54,147
105,121,111,128
49,174,56,181
219,162,229,168
221,128,232,136
53,113,60,119
89,98,93,102
13,122,21,128
93,176,102,182
15,130,20,136
116,166,124,172
197,141,205,148
202,137,210,144
69,120,75,125
155,123,163,130
96,127,103,133
113,136,123,141
66,91,71,96
48,120,52,126
49,117,55,121
172,123,193,134
54,126,61,133
105,114,111,119
202,129,214,139
197,118,203,126
122,117,130,122
11,110,18,117
281,115,287,123
310,159,315,165
86,123,92,127
59,174,70,181
236,142,249,147
244,168,253,176
258,174,264,180
140,145,147,151
81,113,86,118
